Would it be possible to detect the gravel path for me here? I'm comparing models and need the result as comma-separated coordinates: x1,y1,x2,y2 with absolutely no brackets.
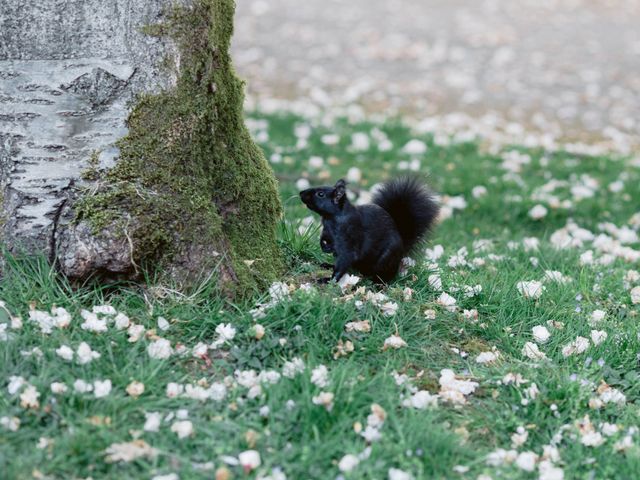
233,0,640,152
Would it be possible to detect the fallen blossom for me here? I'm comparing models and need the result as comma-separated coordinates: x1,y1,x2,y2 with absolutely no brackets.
50,382,68,394
424,309,437,319
55,345,74,361
166,382,184,398
532,325,551,343
338,274,360,290
94,379,112,398
589,310,606,325
380,302,399,316
282,357,305,378
311,365,329,388
239,450,261,473
76,342,101,364
333,340,354,359
388,468,414,480
338,454,360,472
403,390,438,409
345,320,371,333
127,324,145,342
20,385,40,409
522,342,547,360
171,420,193,439
144,412,162,432
104,440,158,463
517,281,545,299
438,369,479,404
312,391,334,411
475,350,500,364
0,416,20,431
590,330,607,346
529,204,548,220
80,310,108,332
631,286,640,304
383,334,407,350
73,379,93,393
148,338,173,359
515,452,538,471
511,426,529,447
561,336,590,357
544,271,571,284
252,324,265,339
436,292,457,311
126,381,145,398
114,313,130,329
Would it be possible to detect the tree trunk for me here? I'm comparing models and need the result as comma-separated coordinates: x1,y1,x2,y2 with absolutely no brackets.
0,0,283,293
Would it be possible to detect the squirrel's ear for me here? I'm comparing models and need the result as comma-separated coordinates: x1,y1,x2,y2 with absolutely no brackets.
333,179,346,205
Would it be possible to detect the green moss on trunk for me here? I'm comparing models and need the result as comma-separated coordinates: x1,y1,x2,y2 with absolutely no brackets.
76,0,283,293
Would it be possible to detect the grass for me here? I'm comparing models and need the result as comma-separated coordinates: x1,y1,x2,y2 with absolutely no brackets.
1,111,640,479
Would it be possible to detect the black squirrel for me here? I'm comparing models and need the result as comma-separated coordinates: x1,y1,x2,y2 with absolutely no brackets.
300,177,440,283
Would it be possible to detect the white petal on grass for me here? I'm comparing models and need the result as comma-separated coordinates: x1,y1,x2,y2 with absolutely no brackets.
20,385,40,409
80,310,108,332
147,338,173,359
151,474,178,480
438,369,479,404
170,420,193,439
114,313,130,330
402,139,427,155
529,204,548,220
590,330,607,346
388,468,414,480
338,274,360,291
104,440,158,463
127,324,145,342
436,292,457,311
631,286,640,304
93,380,112,398
144,412,162,432
126,381,145,398
345,320,371,333
522,342,548,361
55,345,74,361
239,450,261,472
282,357,305,378
0,416,20,431
50,382,68,394
310,365,329,388
165,382,184,398
76,342,101,364
338,454,360,472
561,336,590,357
73,379,93,393
532,325,551,343
511,426,529,447
515,451,538,472
311,391,334,411
383,334,407,350
475,351,499,364
538,461,565,480
346,167,362,183
403,390,438,409
93,305,117,315
157,317,170,331
380,302,399,316
517,281,545,299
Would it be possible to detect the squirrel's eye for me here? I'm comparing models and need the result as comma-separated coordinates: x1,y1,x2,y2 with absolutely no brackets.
317,191,325,197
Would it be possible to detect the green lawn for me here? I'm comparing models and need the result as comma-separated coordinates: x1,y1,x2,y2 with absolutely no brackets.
2,112,640,479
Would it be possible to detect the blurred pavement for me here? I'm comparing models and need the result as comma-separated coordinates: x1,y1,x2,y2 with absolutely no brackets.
233,0,640,152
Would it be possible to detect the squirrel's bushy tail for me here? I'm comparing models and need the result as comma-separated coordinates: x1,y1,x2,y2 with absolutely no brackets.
372,177,440,254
